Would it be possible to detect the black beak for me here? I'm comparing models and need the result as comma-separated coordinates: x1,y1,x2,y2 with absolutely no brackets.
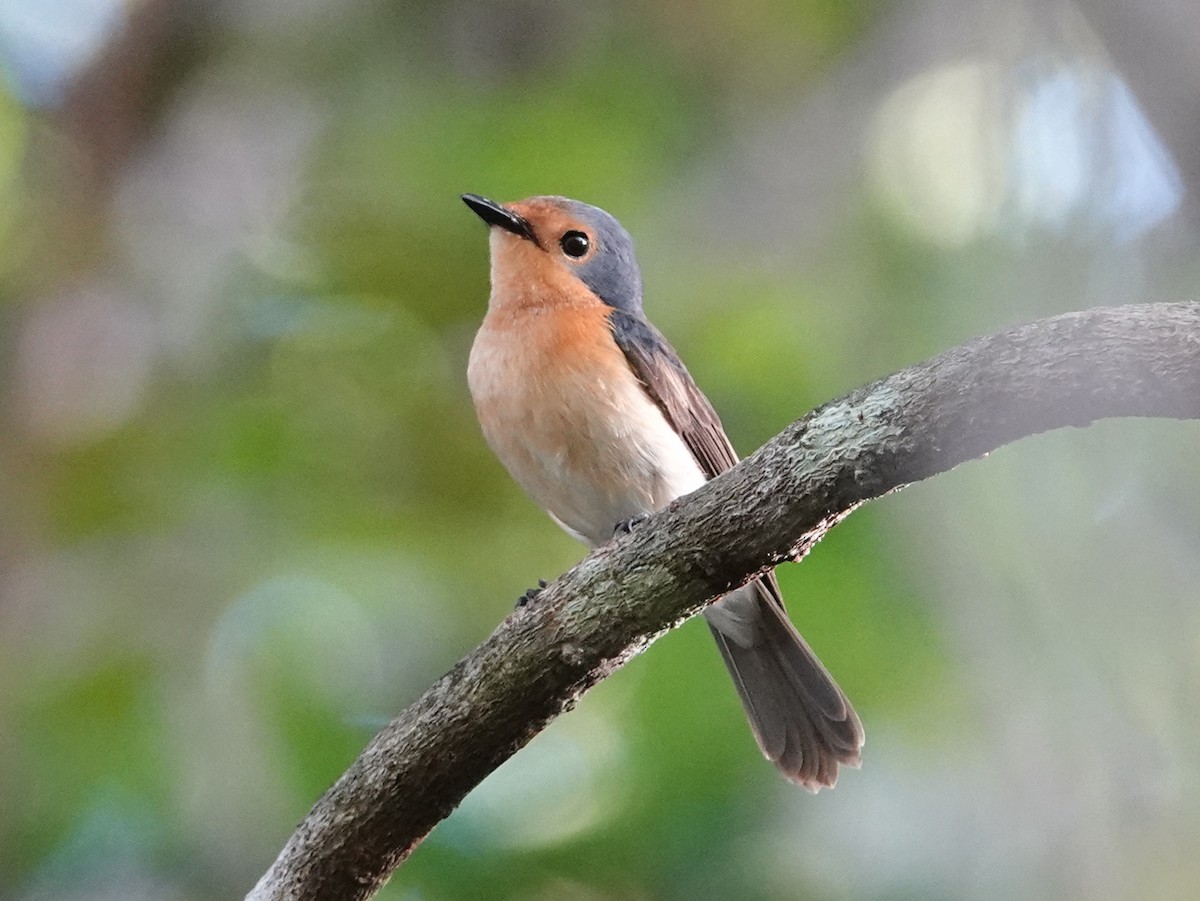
462,193,538,244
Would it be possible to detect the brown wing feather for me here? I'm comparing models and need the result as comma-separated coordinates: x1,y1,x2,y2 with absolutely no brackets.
606,308,736,479
607,309,790,607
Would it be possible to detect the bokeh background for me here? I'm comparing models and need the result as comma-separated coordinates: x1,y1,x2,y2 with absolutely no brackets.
2,1,1199,898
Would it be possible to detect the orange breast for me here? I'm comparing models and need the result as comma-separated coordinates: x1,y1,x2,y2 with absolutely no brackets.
469,301,630,472
468,300,705,546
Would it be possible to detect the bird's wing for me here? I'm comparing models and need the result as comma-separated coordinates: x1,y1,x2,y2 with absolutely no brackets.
607,308,738,479
607,308,790,609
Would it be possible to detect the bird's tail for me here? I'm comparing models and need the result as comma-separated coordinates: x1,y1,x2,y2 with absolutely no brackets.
703,578,863,791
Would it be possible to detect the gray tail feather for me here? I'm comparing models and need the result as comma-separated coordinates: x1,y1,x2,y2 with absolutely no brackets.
703,579,863,791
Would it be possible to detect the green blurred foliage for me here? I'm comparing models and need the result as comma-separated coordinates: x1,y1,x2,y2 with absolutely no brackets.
2,0,1199,899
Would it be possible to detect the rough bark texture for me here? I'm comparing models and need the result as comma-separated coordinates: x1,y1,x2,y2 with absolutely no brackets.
249,302,1200,900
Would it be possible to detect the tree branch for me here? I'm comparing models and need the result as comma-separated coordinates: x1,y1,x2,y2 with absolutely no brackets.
248,301,1200,900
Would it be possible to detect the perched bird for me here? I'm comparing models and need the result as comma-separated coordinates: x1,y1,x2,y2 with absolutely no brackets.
462,193,863,790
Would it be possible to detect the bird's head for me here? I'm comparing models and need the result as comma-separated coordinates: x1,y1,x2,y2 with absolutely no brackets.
462,194,643,314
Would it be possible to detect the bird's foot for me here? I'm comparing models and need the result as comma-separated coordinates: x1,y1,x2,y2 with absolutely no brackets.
516,579,548,609
613,513,649,537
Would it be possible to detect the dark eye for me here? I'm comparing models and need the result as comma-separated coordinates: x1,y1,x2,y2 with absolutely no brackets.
560,230,590,258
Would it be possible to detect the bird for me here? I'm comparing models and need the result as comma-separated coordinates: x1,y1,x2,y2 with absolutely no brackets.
461,192,863,790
